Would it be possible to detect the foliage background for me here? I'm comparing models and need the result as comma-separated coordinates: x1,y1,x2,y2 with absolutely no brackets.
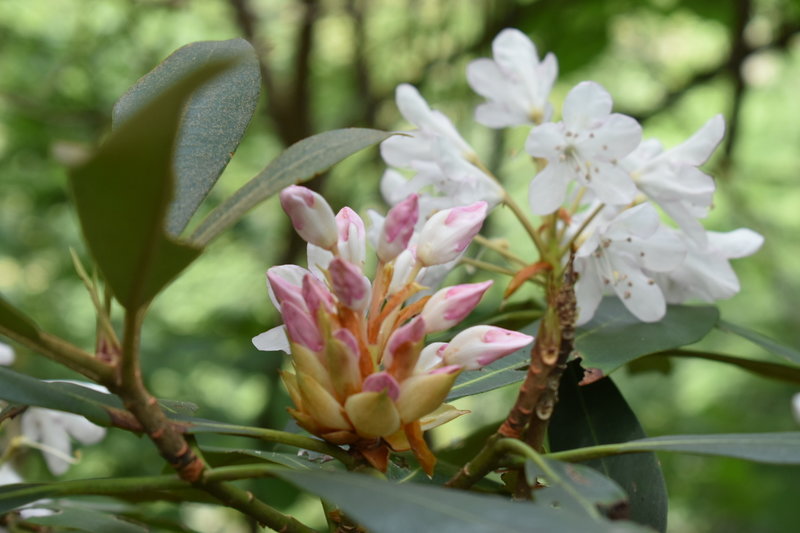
0,0,798,531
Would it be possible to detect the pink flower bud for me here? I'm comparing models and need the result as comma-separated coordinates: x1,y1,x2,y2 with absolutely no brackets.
442,325,533,370
383,316,427,371
280,185,338,250
377,194,419,262
388,248,418,294
421,280,493,333
302,273,336,316
326,329,362,400
362,372,401,401
329,258,371,311
416,202,488,266
395,371,460,424
266,265,308,311
416,342,447,373
282,301,323,352
336,207,366,266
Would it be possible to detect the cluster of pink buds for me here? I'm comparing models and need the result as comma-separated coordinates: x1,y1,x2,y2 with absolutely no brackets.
254,185,533,474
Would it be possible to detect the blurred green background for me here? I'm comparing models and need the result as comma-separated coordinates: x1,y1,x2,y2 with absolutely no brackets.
1,0,799,531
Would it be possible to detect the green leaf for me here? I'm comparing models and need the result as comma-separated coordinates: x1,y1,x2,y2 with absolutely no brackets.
69,60,237,309
640,350,800,385
274,469,650,533
447,321,538,400
190,128,393,245
201,446,335,471
716,320,800,366
24,506,148,533
113,39,261,237
0,367,110,425
549,362,668,532
0,293,40,342
525,458,628,516
561,432,800,464
0,483,56,515
576,298,719,377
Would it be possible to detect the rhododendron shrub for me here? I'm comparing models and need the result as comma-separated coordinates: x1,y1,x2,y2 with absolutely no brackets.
0,32,797,533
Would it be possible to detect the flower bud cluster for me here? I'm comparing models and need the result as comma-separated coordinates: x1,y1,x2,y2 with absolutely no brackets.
254,186,533,473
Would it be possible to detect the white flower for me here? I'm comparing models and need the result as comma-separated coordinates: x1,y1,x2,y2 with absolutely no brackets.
0,461,22,485
19,383,108,476
573,203,685,324
467,28,557,127
525,81,642,215
0,342,14,366
624,115,724,242
793,393,800,425
650,227,763,304
381,84,474,169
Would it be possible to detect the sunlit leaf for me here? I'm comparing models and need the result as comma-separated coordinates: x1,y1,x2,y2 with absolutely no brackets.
575,298,719,377
201,446,336,471
716,320,800,366
275,469,650,533
549,362,668,532
113,39,261,236
70,60,237,309
190,128,393,245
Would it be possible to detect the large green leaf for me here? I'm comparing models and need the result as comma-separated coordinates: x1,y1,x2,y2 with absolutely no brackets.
525,458,628,517
640,350,800,385
549,362,668,532
0,294,40,342
575,298,719,377
447,321,538,400
69,61,237,310
113,39,261,237
0,367,110,425
716,320,800,366
275,469,650,533
190,128,393,245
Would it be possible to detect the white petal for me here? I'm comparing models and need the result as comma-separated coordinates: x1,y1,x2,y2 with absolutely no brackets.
493,28,539,72
396,84,432,127
0,342,14,366
307,244,333,279
589,162,638,206
525,122,565,158
267,265,309,311
466,58,507,100
475,102,527,128
660,201,708,245
609,203,659,239
62,412,106,445
707,228,764,259
636,225,687,273
252,326,290,353
582,113,642,159
563,82,612,130
528,162,571,215
38,415,73,475
610,256,666,322
575,257,605,325
380,133,429,168
666,114,725,166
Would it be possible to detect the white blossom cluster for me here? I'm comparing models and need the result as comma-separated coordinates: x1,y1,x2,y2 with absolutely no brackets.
379,28,762,324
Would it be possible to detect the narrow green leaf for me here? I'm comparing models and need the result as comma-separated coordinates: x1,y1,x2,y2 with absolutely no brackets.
190,128,393,245
0,367,110,425
549,362,668,532
70,60,237,309
24,506,148,533
525,458,628,516
717,320,800,366
201,446,335,471
447,321,538,400
275,469,650,533
643,350,800,384
0,294,40,342
576,298,719,377
113,39,261,236
555,432,800,464
0,483,57,515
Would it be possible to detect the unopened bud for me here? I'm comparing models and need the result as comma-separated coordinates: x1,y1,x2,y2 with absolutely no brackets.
282,301,323,352
416,202,488,266
421,280,493,333
329,258,371,311
344,391,401,439
395,368,460,423
377,194,419,262
280,185,338,250
442,325,533,370
336,207,367,266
